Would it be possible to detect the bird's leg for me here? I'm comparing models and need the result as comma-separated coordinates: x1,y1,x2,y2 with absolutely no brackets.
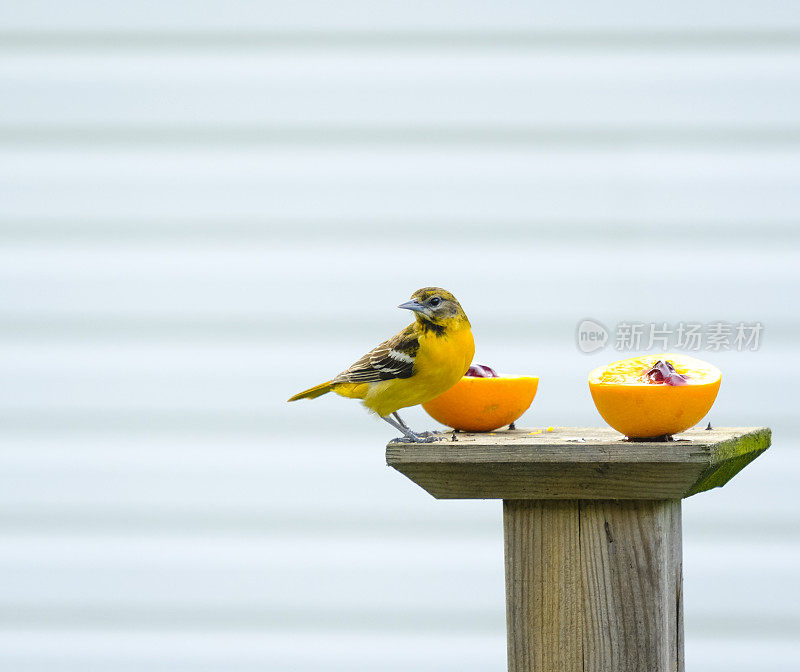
392,412,410,430
382,414,410,435
381,415,438,443
391,411,440,440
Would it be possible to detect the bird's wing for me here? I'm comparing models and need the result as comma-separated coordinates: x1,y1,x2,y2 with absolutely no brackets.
332,325,419,383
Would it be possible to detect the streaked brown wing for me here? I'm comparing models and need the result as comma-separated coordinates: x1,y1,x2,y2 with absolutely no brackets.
333,325,419,383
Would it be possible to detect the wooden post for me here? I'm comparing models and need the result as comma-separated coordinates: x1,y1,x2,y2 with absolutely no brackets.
387,426,770,672
503,499,683,672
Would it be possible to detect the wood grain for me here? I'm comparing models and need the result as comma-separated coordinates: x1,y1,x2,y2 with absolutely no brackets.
504,499,684,672
387,426,770,500
580,500,683,672
504,500,582,672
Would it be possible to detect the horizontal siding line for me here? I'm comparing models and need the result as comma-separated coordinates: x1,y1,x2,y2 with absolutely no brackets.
0,220,798,241
2,30,800,51
4,125,800,148
5,146,800,168
0,513,499,539
0,609,794,639
0,412,378,434
0,319,793,343
0,513,793,541
0,331,791,349
0,319,569,340
0,607,504,633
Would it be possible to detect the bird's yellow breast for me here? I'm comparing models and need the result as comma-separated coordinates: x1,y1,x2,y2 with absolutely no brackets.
360,324,475,417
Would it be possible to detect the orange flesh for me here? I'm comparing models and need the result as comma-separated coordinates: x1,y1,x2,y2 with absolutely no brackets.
590,353,719,385
422,375,539,432
588,353,721,439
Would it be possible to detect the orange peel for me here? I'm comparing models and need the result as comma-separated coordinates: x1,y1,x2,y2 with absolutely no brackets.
422,375,539,432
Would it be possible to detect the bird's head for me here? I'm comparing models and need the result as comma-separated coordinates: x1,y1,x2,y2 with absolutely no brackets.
398,287,470,332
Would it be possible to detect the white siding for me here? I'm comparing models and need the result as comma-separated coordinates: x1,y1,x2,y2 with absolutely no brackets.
1,3,798,670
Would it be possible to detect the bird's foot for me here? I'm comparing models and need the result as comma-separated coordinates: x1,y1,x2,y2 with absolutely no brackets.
389,432,441,444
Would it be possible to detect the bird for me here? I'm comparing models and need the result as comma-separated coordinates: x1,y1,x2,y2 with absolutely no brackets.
288,287,474,442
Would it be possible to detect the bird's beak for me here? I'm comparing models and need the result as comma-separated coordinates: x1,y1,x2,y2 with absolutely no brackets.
398,299,427,315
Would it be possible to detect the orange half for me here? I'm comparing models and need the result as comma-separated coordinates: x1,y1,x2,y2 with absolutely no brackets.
422,375,539,432
588,353,721,438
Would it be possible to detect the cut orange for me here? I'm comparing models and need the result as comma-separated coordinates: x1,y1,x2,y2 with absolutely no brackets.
422,375,539,432
588,353,721,438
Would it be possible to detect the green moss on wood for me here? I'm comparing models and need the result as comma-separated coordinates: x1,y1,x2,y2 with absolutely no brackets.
684,428,771,497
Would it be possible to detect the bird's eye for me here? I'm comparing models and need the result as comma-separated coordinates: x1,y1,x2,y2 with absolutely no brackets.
429,297,441,307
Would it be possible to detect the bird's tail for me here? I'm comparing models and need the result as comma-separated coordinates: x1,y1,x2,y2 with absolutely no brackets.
287,380,334,402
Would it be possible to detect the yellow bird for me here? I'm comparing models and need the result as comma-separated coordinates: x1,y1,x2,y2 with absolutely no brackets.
288,287,474,442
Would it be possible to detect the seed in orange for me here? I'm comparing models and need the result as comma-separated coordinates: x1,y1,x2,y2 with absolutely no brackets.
588,353,721,439
422,374,539,432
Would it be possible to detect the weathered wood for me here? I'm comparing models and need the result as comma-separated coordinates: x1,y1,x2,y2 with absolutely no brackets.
504,500,583,671
504,499,684,672
579,500,683,672
386,426,770,500
387,426,767,672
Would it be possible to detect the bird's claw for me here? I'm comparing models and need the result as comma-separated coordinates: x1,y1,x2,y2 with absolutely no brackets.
390,433,441,444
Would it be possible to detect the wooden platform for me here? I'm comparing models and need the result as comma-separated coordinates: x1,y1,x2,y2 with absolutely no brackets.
387,425,771,671
387,426,771,500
